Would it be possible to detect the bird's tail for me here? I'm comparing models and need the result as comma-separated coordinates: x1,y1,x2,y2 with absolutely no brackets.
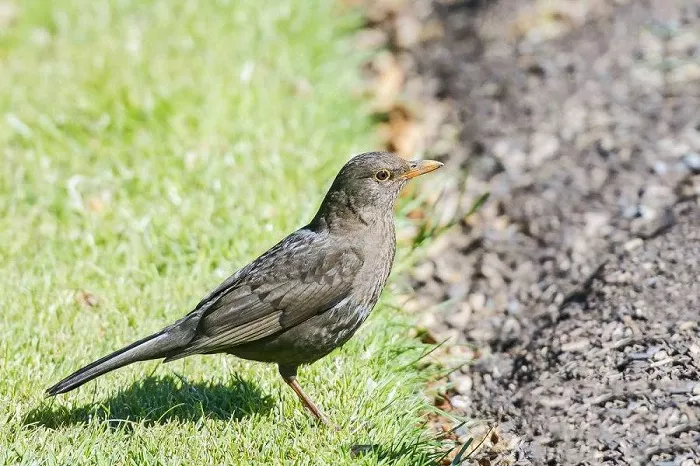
46,330,182,396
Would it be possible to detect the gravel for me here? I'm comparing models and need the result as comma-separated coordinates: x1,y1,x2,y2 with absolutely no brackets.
374,0,700,463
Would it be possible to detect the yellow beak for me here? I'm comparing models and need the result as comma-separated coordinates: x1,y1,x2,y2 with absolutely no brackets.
400,160,443,179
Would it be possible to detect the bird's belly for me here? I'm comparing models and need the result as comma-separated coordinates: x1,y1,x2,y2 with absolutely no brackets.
230,300,371,365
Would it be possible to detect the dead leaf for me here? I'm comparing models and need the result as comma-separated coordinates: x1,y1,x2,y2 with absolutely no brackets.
406,207,425,220
75,290,99,308
365,0,406,24
418,328,438,344
86,197,104,213
387,104,423,157
420,19,445,42
86,190,112,213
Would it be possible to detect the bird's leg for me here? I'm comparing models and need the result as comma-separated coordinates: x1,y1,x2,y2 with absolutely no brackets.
279,365,332,426
286,377,331,425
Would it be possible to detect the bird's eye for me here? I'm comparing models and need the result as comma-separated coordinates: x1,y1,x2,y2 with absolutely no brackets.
374,169,390,181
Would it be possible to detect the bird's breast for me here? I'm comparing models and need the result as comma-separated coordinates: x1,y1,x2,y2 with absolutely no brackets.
231,216,397,366
353,217,396,307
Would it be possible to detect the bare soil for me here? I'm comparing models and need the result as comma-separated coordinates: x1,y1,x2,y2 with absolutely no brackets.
374,0,700,463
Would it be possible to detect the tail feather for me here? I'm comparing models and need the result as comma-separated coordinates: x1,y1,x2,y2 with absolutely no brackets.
46,330,180,396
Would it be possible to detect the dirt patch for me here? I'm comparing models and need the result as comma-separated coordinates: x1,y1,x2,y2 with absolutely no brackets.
368,0,700,463
494,200,700,464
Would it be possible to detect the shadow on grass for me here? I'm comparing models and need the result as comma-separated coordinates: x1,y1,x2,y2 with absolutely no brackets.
23,374,274,430
349,419,446,465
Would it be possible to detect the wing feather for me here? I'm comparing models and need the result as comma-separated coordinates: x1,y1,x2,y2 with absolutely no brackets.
171,229,362,357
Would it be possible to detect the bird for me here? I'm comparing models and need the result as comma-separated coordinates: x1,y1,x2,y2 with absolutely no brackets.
46,151,442,425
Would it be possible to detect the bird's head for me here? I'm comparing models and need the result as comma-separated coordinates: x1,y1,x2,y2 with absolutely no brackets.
312,152,443,230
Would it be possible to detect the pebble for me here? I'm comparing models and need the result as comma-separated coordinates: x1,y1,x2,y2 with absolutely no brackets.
452,374,473,394
677,321,697,332
468,293,487,313
446,282,469,300
394,14,422,49
405,295,436,314
416,310,438,329
501,318,521,339
622,205,641,219
446,304,471,329
355,28,389,50
653,161,668,175
412,261,434,283
585,211,611,237
450,395,470,411
682,152,700,174
623,238,644,251
507,299,521,315
561,339,590,353
530,132,560,166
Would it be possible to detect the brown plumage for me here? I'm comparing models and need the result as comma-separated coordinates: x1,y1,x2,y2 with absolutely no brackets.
46,151,442,424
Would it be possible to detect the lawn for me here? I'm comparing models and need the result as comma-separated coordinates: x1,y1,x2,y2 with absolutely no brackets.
0,0,445,464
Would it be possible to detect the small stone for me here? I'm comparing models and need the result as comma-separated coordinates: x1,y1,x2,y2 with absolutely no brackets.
679,321,697,331
394,14,422,49
420,19,444,42
682,152,700,174
604,271,631,284
452,375,473,394
416,311,438,329
446,304,471,329
450,395,470,411
653,349,669,361
585,211,610,237
624,238,644,251
669,62,700,87
622,205,640,219
355,28,388,49
501,318,521,339
446,282,469,300
404,296,434,314
657,138,689,158
653,161,667,175
561,339,590,353
469,293,487,313
507,299,521,315
530,132,560,166
667,409,680,426
412,261,434,283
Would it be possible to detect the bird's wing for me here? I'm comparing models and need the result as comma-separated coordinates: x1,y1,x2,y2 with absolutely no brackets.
169,229,362,358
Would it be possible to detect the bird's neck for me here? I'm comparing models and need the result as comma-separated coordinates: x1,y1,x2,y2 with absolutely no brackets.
309,190,394,236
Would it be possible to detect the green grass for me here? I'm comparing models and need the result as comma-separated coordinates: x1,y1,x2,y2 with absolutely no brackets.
0,0,446,464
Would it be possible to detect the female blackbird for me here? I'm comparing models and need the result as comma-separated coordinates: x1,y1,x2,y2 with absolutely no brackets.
47,151,442,424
